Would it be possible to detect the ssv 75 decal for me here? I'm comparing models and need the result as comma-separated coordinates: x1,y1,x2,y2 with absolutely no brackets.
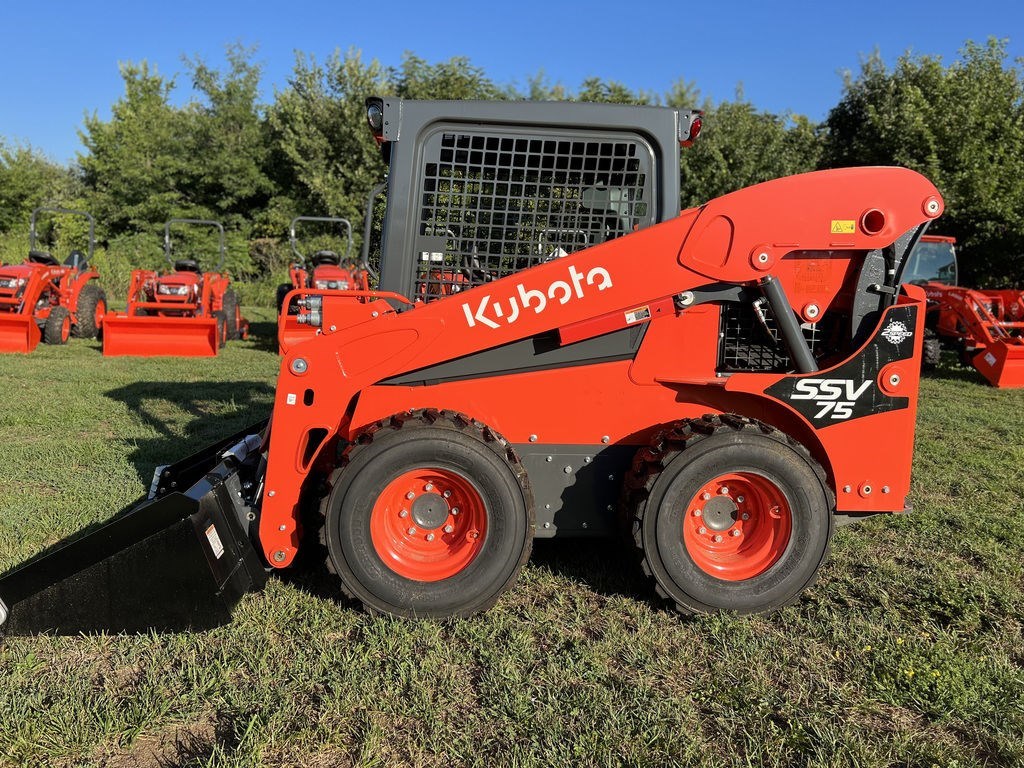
789,378,873,420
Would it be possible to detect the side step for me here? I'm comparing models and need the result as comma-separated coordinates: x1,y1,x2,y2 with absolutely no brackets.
0,427,269,635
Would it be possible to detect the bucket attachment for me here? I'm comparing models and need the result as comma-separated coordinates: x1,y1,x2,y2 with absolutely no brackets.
0,424,268,634
0,314,40,353
972,340,1024,388
103,313,220,357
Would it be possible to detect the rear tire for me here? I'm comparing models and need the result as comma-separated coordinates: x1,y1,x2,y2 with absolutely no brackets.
623,414,833,614
43,306,71,345
222,289,239,340
922,329,941,371
320,409,534,618
72,283,107,339
275,283,292,314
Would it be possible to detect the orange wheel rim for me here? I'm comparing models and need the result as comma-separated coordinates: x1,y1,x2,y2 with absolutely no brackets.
61,315,70,342
94,300,106,327
682,472,792,581
370,468,487,581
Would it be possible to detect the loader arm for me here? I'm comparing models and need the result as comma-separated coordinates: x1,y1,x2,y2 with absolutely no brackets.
259,166,943,566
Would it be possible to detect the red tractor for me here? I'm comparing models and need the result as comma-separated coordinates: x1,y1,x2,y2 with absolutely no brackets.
902,235,1024,387
276,216,370,352
0,207,107,353
102,219,248,357
0,98,945,634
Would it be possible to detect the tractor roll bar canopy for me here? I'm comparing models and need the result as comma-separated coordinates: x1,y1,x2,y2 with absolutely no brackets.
288,216,354,265
164,219,226,271
30,207,96,262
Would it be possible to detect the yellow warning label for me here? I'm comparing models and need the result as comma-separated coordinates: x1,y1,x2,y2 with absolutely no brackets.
831,220,856,234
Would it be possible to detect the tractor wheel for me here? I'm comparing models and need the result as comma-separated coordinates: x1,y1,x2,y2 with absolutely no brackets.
43,306,72,345
320,409,534,618
275,283,292,314
922,329,941,371
72,283,107,339
213,311,227,348
623,414,833,614
222,289,240,340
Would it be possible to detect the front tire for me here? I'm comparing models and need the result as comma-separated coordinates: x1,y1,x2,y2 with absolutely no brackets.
43,306,71,345
320,410,534,618
624,414,833,614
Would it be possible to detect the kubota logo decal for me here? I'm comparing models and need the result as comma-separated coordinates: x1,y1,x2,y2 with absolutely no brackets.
462,264,613,329
789,378,873,420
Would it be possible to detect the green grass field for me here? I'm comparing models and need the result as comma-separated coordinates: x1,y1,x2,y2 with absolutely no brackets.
0,320,1022,768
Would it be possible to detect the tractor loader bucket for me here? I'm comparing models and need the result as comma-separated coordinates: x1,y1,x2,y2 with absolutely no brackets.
0,424,268,635
0,314,40,353
103,314,220,357
972,340,1024,388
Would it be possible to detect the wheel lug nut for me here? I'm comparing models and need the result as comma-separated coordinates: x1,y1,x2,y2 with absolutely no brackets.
399,509,408,518
731,529,741,537
719,486,729,495
714,534,723,543
742,513,750,521
736,495,745,503
406,492,415,500
426,533,435,541
693,509,702,517
451,507,459,515
407,527,416,535
444,524,454,533
701,492,711,501
443,490,451,498
698,527,707,535
425,483,434,492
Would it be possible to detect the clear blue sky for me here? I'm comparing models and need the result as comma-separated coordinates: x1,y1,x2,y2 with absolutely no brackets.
2,0,1021,163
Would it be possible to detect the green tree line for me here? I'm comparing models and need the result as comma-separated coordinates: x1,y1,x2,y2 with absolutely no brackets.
0,38,1020,300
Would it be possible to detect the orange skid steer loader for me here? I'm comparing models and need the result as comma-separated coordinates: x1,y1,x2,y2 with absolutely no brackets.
0,98,943,633
102,219,248,357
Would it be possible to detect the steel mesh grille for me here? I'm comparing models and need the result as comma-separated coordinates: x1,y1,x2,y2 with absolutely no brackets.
415,130,654,300
719,302,819,372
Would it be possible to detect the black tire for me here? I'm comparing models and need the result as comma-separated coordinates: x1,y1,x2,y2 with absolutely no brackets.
71,282,107,339
43,306,71,345
222,289,239,340
623,414,833,614
213,311,227,349
922,329,941,371
320,409,534,618
275,283,292,314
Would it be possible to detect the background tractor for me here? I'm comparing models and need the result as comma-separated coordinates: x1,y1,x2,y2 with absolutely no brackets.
903,234,1024,387
102,218,248,357
0,206,106,353
0,98,944,634
276,216,371,351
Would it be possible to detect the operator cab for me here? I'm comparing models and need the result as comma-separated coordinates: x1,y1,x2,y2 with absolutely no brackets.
310,250,341,267
28,250,59,267
174,259,202,274
902,236,958,285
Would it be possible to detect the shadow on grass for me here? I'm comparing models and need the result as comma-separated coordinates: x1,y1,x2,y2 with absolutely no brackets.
104,380,275,485
245,319,281,354
922,362,987,385
280,527,660,614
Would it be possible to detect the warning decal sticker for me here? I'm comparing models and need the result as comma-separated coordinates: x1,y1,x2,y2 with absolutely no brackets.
830,220,856,234
205,524,225,559
624,306,652,324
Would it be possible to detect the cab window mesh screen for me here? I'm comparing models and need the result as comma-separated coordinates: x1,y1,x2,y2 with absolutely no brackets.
415,130,655,300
